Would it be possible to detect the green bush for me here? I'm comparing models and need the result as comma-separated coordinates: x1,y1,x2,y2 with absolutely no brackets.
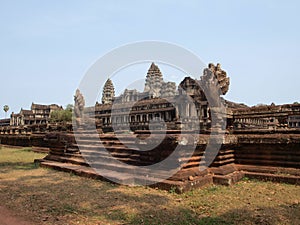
50,108,72,123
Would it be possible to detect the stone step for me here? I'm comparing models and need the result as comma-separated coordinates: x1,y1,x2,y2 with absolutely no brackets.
44,151,172,172
175,149,234,161
211,158,235,166
235,158,300,168
179,154,235,169
40,160,176,184
48,145,235,171
39,161,139,184
209,164,237,175
180,153,234,164
243,171,300,185
76,143,139,150
83,161,177,178
235,149,300,156
39,160,213,193
212,171,244,186
75,148,139,160
217,149,235,155
181,160,208,169
235,164,300,176
31,146,50,153
76,133,136,140
235,153,300,161
49,150,151,166
49,147,80,154
169,168,209,181
44,155,88,166
76,139,136,146
214,154,235,163
76,134,136,140
48,151,83,159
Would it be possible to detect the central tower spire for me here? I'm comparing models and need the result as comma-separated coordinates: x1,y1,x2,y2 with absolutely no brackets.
144,62,163,97
102,78,115,104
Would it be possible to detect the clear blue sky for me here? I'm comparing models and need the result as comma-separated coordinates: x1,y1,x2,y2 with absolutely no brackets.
0,0,299,117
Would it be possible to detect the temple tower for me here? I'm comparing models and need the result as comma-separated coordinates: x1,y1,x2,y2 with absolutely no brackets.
144,63,163,98
102,78,115,104
161,82,176,97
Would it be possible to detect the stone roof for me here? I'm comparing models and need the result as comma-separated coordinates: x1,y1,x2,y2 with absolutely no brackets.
31,103,61,110
0,118,10,123
94,97,175,112
20,109,33,115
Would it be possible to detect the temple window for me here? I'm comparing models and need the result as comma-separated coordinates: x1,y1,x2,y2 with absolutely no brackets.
131,116,135,122
142,115,147,122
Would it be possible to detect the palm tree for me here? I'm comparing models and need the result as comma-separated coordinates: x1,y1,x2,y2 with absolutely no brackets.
3,105,9,118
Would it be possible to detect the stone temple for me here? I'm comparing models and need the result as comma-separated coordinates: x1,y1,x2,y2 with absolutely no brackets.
89,62,231,133
0,62,299,193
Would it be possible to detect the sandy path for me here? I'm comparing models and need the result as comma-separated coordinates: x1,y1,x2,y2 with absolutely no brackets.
0,206,32,225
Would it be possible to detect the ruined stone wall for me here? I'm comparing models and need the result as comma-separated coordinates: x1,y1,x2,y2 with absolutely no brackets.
0,123,72,148
234,133,300,168
0,133,47,147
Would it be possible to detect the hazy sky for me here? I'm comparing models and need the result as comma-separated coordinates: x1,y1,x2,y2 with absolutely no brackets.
0,0,299,117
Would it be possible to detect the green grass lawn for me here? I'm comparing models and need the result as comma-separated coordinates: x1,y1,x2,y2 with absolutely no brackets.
0,146,299,225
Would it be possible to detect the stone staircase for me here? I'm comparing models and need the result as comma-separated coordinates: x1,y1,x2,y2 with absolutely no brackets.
37,130,300,192
38,130,226,192
235,164,300,185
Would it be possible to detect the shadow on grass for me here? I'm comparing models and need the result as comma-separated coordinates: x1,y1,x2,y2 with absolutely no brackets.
197,203,300,225
98,199,300,225
0,162,39,171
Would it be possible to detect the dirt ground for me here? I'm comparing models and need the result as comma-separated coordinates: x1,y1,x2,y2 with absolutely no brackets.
0,147,299,225
0,206,31,225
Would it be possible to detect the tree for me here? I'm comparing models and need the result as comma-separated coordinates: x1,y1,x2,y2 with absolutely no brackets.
65,104,74,112
50,105,73,123
3,105,9,118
